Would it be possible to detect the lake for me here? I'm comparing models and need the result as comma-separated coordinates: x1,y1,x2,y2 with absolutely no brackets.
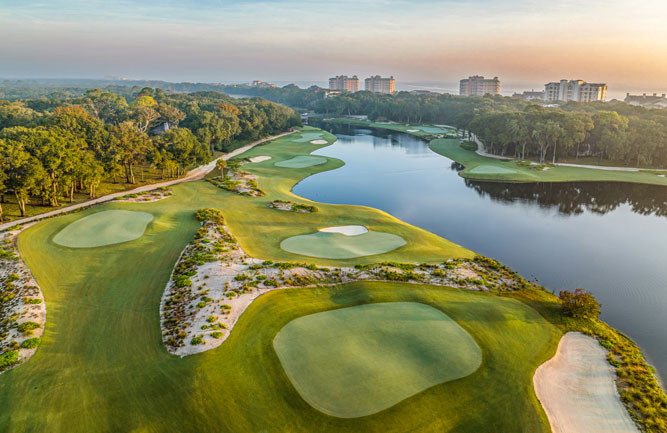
294,123,667,381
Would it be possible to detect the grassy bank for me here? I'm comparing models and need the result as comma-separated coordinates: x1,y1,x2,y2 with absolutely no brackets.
326,118,667,186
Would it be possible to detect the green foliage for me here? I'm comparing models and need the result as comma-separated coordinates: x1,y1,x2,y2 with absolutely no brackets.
190,336,203,345
0,350,19,370
20,337,40,349
17,321,40,334
460,141,478,151
559,288,601,319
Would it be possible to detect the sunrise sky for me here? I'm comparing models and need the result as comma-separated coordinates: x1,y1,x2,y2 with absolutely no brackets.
2,0,667,98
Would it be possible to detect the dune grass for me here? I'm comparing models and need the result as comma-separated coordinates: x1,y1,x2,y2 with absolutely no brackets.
273,302,482,418
52,210,154,248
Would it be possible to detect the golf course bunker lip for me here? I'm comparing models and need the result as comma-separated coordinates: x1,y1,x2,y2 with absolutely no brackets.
280,228,406,259
248,155,272,163
318,225,368,236
468,165,517,174
53,210,154,248
274,155,328,169
273,302,482,418
309,139,328,145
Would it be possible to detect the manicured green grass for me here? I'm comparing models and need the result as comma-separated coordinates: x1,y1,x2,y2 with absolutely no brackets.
292,131,325,142
274,155,328,168
273,302,482,418
52,210,154,248
430,138,667,185
279,229,406,259
0,127,559,432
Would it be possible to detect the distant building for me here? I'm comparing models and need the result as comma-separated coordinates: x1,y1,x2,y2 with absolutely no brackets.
624,93,667,108
329,75,360,92
251,80,276,88
150,122,170,135
512,90,545,101
459,76,500,96
309,85,342,98
364,75,395,94
544,80,607,102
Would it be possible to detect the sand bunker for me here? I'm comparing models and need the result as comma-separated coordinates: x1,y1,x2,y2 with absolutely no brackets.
53,210,154,248
468,165,517,174
309,139,328,145
293,132,324,143
534,332,639,433
249,155,272,163
319,225,368,236
406,129,420,132
273,302,482,418
275,156,327,168
280,228,405,259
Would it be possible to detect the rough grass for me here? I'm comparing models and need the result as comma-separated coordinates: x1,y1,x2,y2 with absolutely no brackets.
52,210,154,248
273,302,482,418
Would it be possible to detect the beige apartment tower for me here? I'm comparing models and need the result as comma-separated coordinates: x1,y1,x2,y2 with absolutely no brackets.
329,75,360,92
459,75,500,96
364,75,395,94
544,80,607,102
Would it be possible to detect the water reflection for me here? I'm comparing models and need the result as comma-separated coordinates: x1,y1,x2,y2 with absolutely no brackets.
466,181,667,217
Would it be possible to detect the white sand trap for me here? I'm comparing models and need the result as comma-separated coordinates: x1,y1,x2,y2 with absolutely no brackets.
534,332,639,433
407,129,420,132
319,225,368,236
469,165,517,174
249,155,272,163
310,139,328,145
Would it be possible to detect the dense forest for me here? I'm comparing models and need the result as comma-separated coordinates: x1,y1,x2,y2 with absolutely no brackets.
313,92,667,168
0,87,301,219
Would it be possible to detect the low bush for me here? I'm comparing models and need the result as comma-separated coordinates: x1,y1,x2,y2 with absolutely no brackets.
17,321,40,334
0,350,19,370
190,336,203,345
20,338,40,349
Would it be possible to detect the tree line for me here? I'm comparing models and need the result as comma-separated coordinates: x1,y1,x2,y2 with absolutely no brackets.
0,88,301,219
312,91,667,168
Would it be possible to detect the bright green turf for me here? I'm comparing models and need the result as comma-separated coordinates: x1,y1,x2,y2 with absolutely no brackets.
275,155,328,168
292,132,325,142
280,230,406,258
52,210,154,248
468,165,517,174
0,127,560,432
273,302,482,418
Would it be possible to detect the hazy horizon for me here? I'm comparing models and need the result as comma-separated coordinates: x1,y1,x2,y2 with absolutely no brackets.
2,0,666,99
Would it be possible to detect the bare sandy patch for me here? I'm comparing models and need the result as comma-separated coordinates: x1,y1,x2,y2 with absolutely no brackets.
249,155,272,163
319,225,368,236
407,129,420,132
310,139,328,145
534,332,639,433
115,188,172,203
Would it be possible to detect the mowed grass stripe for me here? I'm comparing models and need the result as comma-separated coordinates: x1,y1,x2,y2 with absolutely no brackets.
273,302,482,418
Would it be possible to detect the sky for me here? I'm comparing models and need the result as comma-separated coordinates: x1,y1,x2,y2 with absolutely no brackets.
1,0,667,98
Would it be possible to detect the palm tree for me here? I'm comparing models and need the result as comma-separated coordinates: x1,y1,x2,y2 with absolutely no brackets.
215,159,227,178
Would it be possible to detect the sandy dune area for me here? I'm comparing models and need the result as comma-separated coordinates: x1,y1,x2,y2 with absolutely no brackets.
534,332,639,433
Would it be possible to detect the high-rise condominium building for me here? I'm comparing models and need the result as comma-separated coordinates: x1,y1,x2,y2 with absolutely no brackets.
544,80,607,102
364,75,395,94
329,75,359,92
459,76,500,96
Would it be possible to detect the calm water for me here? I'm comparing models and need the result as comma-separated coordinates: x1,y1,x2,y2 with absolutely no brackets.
294,124,667,380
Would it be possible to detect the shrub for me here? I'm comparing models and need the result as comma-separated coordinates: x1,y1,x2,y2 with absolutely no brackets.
17,321,40,334
7,273,20,282
20,338,40,349
26,298,42,304
206,316,216,323
210,332,223,339
190,336,203,345
559,288,601,319
460,141,478,151
0,350,19,370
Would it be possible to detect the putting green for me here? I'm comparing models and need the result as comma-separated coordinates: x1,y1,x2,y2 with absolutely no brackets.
52,210,154,248
468,165,517,174
280,229,406,258
293,132,325,142
273,302,483,418
275,155,328,168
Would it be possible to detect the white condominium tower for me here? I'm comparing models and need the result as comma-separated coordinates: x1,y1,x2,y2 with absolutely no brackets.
459,75,500,96
364,75,395,94
544,80,607,102
329,75,360,92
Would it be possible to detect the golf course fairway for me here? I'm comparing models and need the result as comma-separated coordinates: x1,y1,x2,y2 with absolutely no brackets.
273,302,482,418
0,129,562,432
52,210,154,248
280,229,406,258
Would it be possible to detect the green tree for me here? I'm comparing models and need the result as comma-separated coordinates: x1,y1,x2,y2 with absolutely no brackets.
559,288,601,319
